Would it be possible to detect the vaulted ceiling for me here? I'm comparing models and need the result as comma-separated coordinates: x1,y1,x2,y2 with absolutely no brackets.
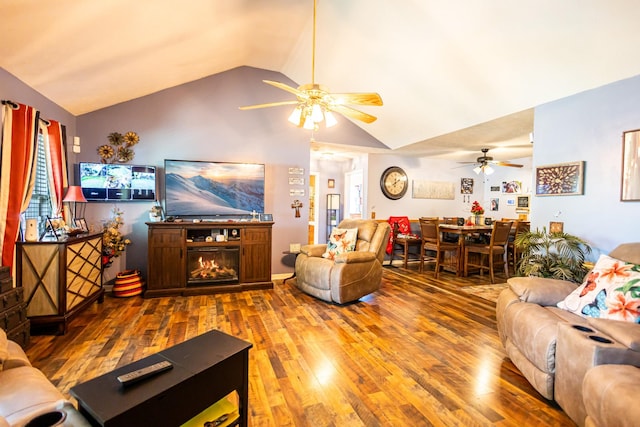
3,1,640,162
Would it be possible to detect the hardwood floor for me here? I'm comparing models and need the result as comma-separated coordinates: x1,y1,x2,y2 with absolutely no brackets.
25,263,574,426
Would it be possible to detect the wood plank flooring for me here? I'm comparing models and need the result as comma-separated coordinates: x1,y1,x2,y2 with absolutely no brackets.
25,264,574,426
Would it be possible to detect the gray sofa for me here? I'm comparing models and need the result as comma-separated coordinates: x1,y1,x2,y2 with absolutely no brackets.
497,242,640,426
0,328,89,426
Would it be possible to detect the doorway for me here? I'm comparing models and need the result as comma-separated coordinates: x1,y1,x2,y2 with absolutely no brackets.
345,170,364,219
308,172,319,244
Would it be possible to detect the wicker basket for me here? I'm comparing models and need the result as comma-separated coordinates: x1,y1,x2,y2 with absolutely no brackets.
113,269,144,297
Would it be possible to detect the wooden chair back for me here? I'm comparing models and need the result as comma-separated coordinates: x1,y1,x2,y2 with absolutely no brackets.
419,217,440,244
491,221,514,247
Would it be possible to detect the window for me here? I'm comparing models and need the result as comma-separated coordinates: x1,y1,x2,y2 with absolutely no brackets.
23,131,52,237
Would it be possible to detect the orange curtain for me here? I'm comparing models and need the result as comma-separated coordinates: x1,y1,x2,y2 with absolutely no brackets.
43,119,68,219
0,102,39,270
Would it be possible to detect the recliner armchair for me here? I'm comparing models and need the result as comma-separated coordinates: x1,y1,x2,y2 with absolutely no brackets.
294,219,391,304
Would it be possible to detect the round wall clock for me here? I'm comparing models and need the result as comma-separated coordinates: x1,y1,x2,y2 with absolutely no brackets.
380,166,408,200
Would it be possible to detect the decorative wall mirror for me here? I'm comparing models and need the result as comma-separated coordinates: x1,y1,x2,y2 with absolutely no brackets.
621,129,640,201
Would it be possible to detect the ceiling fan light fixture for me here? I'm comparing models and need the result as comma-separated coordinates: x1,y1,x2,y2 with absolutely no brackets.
484,165,495,175
324,110,337,127
473,166,482,175
288,106,303,125
303,114,317,130
311,103,324,122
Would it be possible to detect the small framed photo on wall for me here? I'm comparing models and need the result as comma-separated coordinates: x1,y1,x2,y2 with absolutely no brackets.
461,178,474,194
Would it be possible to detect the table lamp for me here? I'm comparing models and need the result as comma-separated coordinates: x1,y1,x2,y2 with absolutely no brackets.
62,186,87,224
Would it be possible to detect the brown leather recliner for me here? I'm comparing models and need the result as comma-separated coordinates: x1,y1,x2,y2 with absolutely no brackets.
294,219,391,304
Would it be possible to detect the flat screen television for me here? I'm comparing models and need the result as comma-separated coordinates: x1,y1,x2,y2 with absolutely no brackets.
164,159,265,217
79,162,156,201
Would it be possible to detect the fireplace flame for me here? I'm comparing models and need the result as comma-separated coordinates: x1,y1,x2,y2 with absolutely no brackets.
198,256,219,270
190,254,236,281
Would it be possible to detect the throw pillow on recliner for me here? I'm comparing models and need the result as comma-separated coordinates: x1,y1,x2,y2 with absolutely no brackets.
557,254,640,322
323,228,358,260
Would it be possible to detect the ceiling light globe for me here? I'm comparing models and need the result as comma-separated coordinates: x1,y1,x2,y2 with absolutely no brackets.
288,107,302,126
311,104,324,122
324,111,337,127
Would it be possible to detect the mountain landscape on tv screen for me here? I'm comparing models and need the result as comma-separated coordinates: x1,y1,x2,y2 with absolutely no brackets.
165,173,264,216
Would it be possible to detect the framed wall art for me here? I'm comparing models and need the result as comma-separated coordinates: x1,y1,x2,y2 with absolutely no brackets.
460,178,474,194
502,180,522,193
621,129,640,201
535,161,585,196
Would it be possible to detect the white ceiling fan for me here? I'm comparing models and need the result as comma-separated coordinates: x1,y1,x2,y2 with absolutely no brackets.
239,0,383,130
459,148,524,175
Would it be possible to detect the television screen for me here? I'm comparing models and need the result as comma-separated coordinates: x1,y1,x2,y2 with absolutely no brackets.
164,159,265,217
79,162,156,201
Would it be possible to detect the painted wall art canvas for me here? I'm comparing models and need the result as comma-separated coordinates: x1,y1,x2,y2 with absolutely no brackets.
535,161,585,196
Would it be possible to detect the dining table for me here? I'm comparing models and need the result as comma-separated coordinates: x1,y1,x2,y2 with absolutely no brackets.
438,223,494,275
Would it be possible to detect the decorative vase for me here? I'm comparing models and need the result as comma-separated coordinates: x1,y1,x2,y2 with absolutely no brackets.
474,215,483,225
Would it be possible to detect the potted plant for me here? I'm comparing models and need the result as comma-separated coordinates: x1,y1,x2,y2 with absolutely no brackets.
514,227,592,283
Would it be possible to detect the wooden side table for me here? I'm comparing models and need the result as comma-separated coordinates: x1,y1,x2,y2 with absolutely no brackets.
282,251,300,283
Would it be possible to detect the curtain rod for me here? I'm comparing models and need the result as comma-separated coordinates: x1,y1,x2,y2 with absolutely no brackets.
1,99,19,109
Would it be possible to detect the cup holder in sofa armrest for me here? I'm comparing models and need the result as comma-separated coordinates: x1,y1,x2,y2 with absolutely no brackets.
572,325,595,333
588,335,614,344
24,410,66,427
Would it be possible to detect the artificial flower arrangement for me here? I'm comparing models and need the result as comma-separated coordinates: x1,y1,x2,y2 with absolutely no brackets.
102,207,131,268
97,131,140,163
470,200,485,216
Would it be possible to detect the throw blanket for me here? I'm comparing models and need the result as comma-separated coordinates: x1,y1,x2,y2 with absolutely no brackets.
386,216,412,254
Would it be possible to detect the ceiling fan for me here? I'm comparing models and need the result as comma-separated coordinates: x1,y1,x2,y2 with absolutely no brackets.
239,0,383,130
460,148,524,175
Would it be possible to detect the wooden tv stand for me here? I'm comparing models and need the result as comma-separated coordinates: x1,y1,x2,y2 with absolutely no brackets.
145,221,273,297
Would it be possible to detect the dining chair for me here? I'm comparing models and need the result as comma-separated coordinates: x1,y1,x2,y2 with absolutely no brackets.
442,217,461,243
464,220,513,283
387,216,421,268
507,220,530,272
419,217,460,277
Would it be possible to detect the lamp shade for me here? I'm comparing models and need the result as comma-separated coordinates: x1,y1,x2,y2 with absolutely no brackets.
63,186,87,203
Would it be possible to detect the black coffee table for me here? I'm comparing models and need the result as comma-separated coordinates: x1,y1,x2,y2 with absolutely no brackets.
71,330,252,427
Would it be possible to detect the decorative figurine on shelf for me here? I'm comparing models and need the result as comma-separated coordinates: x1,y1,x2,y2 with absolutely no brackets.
97,131,140,164
251,210,260,222
102,207,131,268
149,204,163,222
291,200,303,218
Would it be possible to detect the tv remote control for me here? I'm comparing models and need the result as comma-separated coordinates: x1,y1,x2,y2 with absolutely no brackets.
117,360,173,386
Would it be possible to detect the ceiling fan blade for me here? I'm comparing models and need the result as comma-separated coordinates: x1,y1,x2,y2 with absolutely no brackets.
330,92,383,106
491,161,524,168
330,104,378,123
239,100,298,110
262,80,306,98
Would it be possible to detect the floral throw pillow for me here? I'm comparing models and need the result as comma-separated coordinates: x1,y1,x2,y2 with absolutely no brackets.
557,254,640,322
322,228,358,260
